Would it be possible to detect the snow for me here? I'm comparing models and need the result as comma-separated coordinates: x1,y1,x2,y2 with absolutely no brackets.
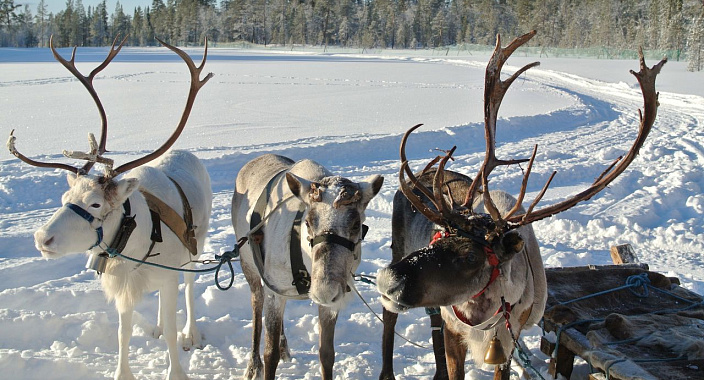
1,45,703,379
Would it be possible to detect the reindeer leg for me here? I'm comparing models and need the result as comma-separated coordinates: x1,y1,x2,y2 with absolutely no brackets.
262,291,286,380
114,307,136,380
243,269,264,380
181,270,202,350
161,275,188,380
429,311,449,380
318,305,339,380
379,307,398,380
153,292,163,339
279,320,292,361
443,327,467,380
493,359,512,380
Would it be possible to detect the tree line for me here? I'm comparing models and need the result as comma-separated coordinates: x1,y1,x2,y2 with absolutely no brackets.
1,0,703,70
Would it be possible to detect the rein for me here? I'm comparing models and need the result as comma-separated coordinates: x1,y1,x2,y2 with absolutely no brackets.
73,193,241,290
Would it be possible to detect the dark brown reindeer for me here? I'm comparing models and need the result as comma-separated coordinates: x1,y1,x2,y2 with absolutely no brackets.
7,36,213,380
377,30,667,380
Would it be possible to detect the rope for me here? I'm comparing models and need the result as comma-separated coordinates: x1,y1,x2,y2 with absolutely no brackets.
106,237,246,291
513,340,547,380
349,278,431,350
246,194,296,239
353,273,376,285
548,273,704,378
101,194,297,291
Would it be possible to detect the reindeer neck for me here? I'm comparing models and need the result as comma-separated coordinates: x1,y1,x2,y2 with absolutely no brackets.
91,192,152,260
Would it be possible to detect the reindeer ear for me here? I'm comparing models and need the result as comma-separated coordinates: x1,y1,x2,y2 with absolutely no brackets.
286,172,318,202
115,178,139,203
359,175,384,206
67,172,78,187
498,230,524,261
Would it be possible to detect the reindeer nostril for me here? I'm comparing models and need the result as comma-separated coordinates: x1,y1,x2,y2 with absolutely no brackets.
44,236,54,247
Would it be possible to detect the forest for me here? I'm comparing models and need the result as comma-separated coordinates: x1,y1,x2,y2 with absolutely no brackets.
1,0,703,70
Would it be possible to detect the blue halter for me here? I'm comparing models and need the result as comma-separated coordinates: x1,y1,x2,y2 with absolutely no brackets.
65,203,104,249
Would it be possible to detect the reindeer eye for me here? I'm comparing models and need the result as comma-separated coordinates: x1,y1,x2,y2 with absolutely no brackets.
90,203,101,208
453,255,477,265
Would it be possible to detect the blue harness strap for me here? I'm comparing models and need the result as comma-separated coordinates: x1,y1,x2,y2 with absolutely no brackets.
66,202,103,248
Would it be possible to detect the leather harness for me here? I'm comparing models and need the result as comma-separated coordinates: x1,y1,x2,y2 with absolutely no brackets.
73,176,198,267
141,178,198,256
249,170,312,297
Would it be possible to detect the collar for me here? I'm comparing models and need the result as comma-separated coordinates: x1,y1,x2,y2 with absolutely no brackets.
450,300,511,330
471,246,501,299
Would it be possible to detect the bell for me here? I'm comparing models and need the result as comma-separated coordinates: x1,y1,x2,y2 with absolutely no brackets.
86,252,109,274
484,335,507,365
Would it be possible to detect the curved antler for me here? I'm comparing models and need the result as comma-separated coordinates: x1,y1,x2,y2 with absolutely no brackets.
7,35,128,174
505,49,667,227
462,31,539,230
111,38,214,175
399,124,448,226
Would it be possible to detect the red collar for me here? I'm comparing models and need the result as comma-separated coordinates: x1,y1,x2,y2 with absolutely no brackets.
471,246,501,299
451,301,511,327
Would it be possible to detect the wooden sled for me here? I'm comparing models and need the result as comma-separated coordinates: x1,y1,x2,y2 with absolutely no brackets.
540,245,704,380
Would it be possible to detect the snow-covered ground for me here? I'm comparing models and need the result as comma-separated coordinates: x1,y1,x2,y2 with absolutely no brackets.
1,44,703,379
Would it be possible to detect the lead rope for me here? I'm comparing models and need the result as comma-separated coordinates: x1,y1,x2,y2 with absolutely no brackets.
105,237,246,290
349,279,431,350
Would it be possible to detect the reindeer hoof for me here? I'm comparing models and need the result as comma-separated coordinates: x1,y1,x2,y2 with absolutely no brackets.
180,328,203,351
244,354,263,380
114,368,137,380
151,325,163,339
279,336,292,362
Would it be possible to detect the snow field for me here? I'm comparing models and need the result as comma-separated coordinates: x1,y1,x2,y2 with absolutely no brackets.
1,46,703,379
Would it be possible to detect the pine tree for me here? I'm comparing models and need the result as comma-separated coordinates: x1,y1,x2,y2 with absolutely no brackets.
35,0,48,47
688,9,704,71
90,0,108,46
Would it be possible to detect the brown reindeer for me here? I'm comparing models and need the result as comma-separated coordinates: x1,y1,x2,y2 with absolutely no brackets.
377,30,667,380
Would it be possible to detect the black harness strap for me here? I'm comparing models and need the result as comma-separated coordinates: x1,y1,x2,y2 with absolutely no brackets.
169,177,197,255
290,205,311,294
108,199,137,254
149,209,163,243
310,233,357,252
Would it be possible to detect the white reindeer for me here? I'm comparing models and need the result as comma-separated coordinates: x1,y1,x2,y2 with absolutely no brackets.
377,31,666,380
231,154,383,380
7,36,213,380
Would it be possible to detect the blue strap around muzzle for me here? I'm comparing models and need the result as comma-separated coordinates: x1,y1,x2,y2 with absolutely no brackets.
66,203,103,249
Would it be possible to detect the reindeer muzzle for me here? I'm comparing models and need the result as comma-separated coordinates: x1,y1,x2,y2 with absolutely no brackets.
66,203,103,249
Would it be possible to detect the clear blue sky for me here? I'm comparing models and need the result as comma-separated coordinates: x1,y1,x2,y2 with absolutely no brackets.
29,0,150,15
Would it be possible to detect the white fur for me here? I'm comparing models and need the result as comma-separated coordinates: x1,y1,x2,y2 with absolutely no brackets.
34,150,212,380
231,154,382,380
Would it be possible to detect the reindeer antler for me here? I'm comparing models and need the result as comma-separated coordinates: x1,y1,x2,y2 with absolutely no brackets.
7,35,127,174
7,36,213,178
505,48,667,227
112,37,214,176
398,31,666,241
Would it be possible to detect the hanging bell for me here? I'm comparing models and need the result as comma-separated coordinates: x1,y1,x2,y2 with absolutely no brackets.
484,335,507,365
86,252,109,274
